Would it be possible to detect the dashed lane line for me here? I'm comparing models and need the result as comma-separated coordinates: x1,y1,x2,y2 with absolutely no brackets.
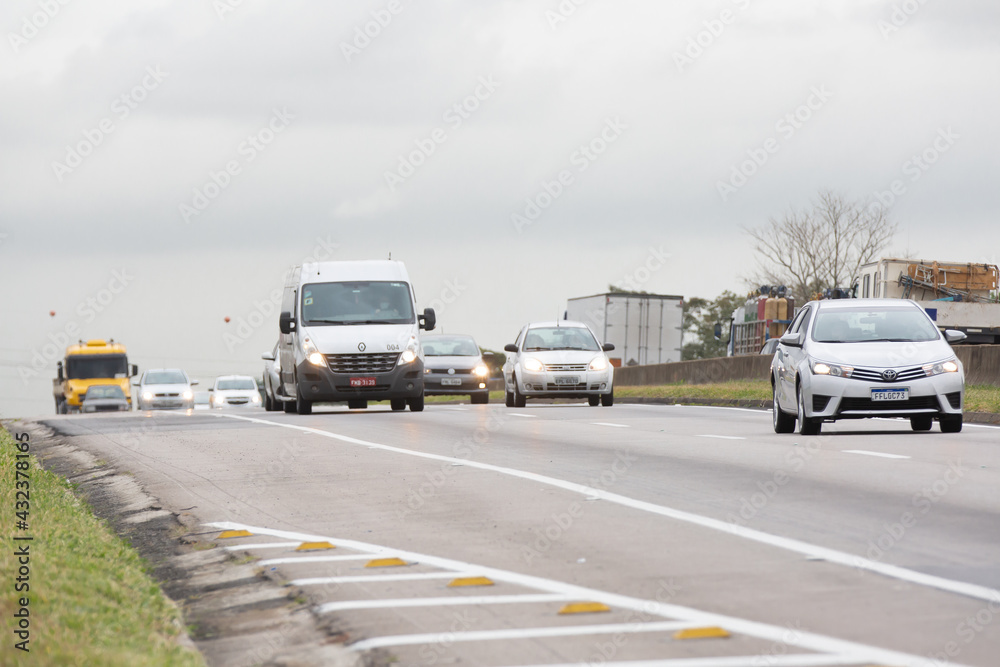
695,434,746,440
317,593,571,614
842,450,911,460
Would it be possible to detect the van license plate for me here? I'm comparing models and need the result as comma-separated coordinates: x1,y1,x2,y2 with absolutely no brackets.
440,378,462,386
871,388,908,401
350,377,376,387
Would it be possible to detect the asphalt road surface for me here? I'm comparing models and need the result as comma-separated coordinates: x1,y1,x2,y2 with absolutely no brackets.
33,402,1000,667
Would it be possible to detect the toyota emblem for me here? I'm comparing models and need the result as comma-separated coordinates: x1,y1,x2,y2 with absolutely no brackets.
881,369,898,382
358,342,366,352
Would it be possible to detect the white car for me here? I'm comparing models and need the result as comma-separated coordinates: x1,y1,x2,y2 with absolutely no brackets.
211,375,263,409
771,298,966,435
502,321,615,407
135,368,197,410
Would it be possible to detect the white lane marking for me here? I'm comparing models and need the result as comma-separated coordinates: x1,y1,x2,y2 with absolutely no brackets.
259,555,373,566
210,522,967,667
508,413,536,418
222,541,302,551
696,434,746,440
591,422,630,428
348,620,694,651
215,413,1000,605
442,407,468,411
292,572,474,586
505,656,871,667
842,450,911,460
318,593,571,614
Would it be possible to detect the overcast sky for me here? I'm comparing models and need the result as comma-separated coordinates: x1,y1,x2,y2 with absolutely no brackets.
2,0,999,417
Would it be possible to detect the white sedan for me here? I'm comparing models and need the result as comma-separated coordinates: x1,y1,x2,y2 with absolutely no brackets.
211,375,263,409
502,321,615,407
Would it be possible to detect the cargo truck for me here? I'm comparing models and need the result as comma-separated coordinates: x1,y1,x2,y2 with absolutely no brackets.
566,292,684,366
53,339,138,413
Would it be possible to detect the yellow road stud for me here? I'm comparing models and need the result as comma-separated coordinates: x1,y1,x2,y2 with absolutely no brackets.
448,576,494,587
673,626,730,640
558,602,611,614
296,541,336,551
217,530,253,539
365,557,408,568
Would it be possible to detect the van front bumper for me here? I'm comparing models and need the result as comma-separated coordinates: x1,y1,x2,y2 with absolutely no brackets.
295,358,425,403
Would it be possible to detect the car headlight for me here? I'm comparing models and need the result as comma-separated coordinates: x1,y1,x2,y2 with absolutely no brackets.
523,357,544,372
810,359,854,378
252,394,261,402
302,338,325,366
142,391,153,401
473,365,489,377
923,359,960,376
589,356,608,371
182,390,193,400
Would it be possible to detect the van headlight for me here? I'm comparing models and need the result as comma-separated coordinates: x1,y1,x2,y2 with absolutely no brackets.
302,338,324,366
398,339,419,365
923,359,960,376
810,359,854,378
589,356,608,371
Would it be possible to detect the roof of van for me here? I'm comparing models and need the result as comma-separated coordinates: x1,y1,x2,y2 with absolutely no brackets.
297,260,409,283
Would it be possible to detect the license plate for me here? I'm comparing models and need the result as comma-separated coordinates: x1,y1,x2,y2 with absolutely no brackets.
350,377,376,387
440,378,462,386
871,388,909,401
554,376,579,385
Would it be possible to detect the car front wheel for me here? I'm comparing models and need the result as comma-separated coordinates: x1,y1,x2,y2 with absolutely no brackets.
910,415,932,431
513,374,526,408
796,384,821,435
772,381,795,433
940,414,963,433
601,391,614,407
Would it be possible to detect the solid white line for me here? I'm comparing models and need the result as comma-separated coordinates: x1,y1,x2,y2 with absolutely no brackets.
222,541,302,551
508,413,537,418
347,620,693,651
696,434,746,440
504,656,870,667
214,413,1000,605
592,422,630,428
318,593,571,614
258,555,373,566
207,521,974,667
842,450,911,460
292,572,472,586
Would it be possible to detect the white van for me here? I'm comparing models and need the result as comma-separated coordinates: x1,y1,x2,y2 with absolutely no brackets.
276,260,436,414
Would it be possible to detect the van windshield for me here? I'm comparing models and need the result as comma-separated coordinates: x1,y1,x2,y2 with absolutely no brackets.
301,281,415,326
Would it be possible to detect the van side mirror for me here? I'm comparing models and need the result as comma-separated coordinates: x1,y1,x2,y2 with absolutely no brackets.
504,344,518,353
419,308,436,331
261,351,275,361
130,364,138,377
279,311,295,334
56,361,64,382
602,343,615,352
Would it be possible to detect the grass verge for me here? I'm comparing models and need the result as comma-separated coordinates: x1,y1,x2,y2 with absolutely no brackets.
0,425,205,667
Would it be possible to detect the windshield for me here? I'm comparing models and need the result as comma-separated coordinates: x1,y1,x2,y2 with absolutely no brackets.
145,370,187,385
66,355,129,380
422,337,480,356
811,307,940,343
216,378,256,390
522,327,600,351
84,385,125,400
301,281,414,326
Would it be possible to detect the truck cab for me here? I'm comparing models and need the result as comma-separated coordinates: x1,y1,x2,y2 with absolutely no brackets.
53,339,138,413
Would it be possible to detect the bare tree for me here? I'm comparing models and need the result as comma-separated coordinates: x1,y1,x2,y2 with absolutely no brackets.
744,190,898,303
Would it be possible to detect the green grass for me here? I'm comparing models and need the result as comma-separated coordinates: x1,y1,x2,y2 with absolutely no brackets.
0,426,205,667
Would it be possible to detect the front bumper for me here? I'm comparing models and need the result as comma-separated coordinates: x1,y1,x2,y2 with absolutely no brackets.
296,358,424,402
512,369,612,398
802,372,963,420
141,398,194,410
424,373,489,396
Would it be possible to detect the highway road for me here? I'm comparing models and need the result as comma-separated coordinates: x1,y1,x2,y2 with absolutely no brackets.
32,402,1000,667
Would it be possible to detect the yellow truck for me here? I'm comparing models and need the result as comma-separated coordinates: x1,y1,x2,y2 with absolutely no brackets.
52,339,138,413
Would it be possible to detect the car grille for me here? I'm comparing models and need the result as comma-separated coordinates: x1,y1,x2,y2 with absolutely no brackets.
227,397,250,405
155,392,180,397
812,395,832,412
335,384,391,393
93,405,122,412
946,391,962,409
545,382,589,391
838,396,940,412
849,366,926,383
328,353,399,374
545,364,588,372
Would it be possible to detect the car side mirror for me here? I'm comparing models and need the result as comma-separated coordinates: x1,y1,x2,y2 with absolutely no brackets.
279,311,295,334
602,343,615,352
190,380,199,386
261,351,275,361
504,344,518,353
130,364,138,377
944,330,967,344
779,332,803,348
419,307,436,331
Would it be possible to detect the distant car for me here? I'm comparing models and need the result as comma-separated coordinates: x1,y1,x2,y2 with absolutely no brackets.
81,385,130,413
261,342,282,411
136,368,197,410
760,338,780,355
502,321,615,407
771,298,966,435
211,375,262,409
421,334,490,404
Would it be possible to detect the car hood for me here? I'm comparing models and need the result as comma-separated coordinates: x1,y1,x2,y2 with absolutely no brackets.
214,389,258,398
302,324,416,355
141,383,191,393
521,350,604,364
83,397,127,405
806,339,956,368
424,355,482,370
